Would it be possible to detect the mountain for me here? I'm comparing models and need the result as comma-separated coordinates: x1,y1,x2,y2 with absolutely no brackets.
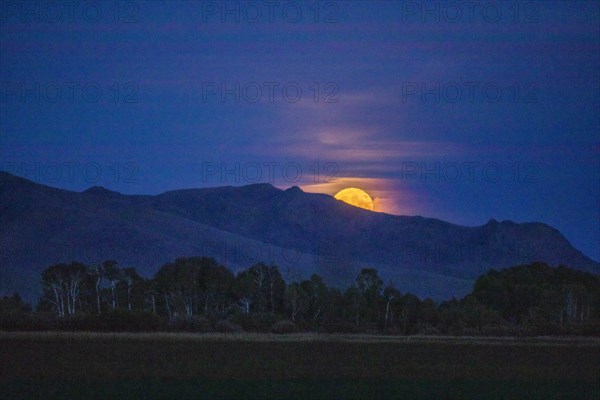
1,171,598,303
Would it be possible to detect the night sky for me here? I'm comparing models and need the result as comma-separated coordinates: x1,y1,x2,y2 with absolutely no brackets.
1,1,598,261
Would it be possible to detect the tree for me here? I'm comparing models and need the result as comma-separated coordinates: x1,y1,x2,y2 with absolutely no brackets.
88,263,105,314
300,274,329,323
197,258,234,316
383,285,401,329
461,295,490,334
122,267,143,311
399,293,421,334
419,298,439,332
0,293,31,314
155,258,202,317
240,263,286,314
438,298,464,335
26,257,599,336
356,268,384,297
143,278,159,314
40,262,86,317
286,283,308,322
266,264,286,314
233,269,258,314
103,260,122,311
355,268,383,324
472,262,600,328
345,285,366,328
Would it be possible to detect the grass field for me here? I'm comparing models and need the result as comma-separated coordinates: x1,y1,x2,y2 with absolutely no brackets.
1,332,599,399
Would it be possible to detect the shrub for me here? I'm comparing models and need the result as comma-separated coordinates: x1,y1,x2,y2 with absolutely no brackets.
322,321,359,333
230,312,276,332
215,320,243,333
420,325,440,335
0,311,55,331
272,320,296,334
168,316,212,333
59,311,163,332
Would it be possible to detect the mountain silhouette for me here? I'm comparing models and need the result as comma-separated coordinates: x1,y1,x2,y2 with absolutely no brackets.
1,171,598,303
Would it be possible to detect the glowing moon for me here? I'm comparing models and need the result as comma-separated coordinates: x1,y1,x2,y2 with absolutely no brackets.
334,188,374,211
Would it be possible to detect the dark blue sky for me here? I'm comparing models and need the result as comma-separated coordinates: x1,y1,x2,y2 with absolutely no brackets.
1,1,598,261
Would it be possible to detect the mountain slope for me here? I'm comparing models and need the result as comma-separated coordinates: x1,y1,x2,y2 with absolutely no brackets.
1,172,598,303
150,183,598,277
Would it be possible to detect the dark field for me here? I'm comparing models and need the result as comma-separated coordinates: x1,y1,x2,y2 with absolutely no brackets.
1,333,598,400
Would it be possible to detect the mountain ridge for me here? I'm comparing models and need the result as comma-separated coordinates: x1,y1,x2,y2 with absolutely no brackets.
1,172,598,303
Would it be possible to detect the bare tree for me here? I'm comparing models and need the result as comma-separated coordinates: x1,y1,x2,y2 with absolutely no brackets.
122,267,141,311
383,286,401,329
41,262,86,317
103,260,122,311
89,264,105,314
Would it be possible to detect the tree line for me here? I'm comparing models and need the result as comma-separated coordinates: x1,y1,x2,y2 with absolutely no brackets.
1,258,599,336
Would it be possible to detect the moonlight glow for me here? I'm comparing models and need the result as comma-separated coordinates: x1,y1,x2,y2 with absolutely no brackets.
334,188,374,211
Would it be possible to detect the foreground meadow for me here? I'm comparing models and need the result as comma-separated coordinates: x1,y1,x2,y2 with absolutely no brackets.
1,332,598,399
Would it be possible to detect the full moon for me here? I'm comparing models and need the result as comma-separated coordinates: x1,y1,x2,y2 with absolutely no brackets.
334,188,374,211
